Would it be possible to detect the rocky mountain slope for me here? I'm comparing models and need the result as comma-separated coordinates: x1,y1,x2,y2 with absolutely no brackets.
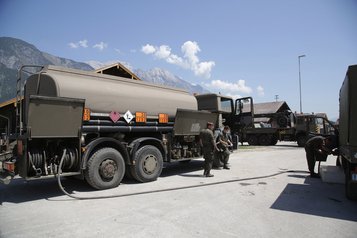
0,37,207,103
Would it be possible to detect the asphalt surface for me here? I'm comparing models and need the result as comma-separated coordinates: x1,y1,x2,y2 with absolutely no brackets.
0,142,356,238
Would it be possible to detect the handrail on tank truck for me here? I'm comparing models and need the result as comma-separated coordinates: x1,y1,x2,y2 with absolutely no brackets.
16,65,44,135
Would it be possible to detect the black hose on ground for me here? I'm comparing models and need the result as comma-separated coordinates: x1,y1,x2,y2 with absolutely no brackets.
57,149,309,200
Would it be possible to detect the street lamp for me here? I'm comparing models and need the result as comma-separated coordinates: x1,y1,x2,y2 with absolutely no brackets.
298,54,306,113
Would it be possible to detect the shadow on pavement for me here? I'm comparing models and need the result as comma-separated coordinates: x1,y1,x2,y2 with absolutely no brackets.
0,177,91,204
0,160,205,204
271,176,357,222
160,160,204,177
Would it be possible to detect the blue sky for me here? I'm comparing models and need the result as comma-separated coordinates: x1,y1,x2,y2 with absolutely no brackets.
1,0,356,120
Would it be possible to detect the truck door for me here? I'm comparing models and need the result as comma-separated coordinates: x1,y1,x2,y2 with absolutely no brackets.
233,97,254,130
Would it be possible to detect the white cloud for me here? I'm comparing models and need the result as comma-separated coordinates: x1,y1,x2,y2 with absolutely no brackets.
205,79,252,94
79,40,88,48
68,39,88,49
141,41,215,79
223,93,243,100
257,85,265,96
166,54,184,66
93,42,108,51
194,61,215,78
155,45,171,59
142,44,156,54
181,41,200,64
68,42,78,48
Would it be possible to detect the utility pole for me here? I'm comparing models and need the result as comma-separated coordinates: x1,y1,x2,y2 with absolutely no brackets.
298,55,306,113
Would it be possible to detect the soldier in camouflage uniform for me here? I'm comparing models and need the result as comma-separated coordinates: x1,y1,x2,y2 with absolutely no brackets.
304,136,333,178
216,125,233,170
200,122,218,177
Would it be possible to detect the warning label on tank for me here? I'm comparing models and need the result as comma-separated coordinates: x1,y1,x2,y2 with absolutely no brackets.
124,110,134,123
109,111,121,123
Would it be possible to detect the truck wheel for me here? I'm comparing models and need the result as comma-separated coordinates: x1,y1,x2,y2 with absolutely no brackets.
345,161,357,200
258,135,271,146
270,136,278,145
247,135,258,145
85,147,125,190
296,135,307,147
277,116,288,127
336,156,341,167
131,145,163,183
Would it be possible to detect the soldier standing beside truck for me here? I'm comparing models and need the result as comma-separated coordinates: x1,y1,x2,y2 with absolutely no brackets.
200,122,218,177
216,125,232,170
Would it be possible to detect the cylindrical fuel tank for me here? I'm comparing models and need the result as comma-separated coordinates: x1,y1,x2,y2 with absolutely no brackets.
25,65,197,117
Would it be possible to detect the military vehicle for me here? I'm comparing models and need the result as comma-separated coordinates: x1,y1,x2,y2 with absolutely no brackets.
338,64,357,200
231,97,336,146
0,65,221,189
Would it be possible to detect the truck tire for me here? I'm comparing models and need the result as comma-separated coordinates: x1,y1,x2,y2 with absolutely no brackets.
296,135,307,147
345,160,357,200
131,145,163,183
277,116,288,127
336,156,341,167
270,136,278,145
85,147,125,190
258,134,271,146
247,135,258,146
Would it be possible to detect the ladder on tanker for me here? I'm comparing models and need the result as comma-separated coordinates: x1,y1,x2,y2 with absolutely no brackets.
16,65,44,135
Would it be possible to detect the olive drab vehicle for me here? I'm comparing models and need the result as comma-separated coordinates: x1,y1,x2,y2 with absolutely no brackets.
231,97,337,147
338,64,357,200
0,65,219,189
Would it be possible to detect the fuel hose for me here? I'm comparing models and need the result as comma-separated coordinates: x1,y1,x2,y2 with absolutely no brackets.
57,149,309,200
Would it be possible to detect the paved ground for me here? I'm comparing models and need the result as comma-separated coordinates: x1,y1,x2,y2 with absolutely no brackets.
0,142,356,238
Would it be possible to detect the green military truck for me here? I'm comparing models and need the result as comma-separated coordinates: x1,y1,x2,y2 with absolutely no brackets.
232,97,336,146
338,64,357,200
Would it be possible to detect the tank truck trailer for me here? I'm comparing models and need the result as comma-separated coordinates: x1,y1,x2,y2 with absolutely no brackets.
0,65,223,190
338,64,357,200
231,97,337,147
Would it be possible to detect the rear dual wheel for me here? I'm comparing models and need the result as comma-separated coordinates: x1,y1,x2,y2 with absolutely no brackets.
130,145,163,183
85,147,125,190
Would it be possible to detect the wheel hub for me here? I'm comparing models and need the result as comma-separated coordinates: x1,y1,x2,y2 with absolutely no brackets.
143,155,158,175
100,160,117,179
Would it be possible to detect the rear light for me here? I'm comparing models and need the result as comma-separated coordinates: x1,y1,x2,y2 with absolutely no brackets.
83,108,91,121
4,161,15,173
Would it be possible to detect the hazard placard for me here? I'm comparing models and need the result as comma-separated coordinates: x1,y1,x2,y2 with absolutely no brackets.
123,110,134,123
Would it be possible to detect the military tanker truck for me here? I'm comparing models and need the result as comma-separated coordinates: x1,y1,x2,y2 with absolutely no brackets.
0,65,218,189
338,64,357,200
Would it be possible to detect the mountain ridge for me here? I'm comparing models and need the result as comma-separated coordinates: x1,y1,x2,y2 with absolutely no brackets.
0,37,208,103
